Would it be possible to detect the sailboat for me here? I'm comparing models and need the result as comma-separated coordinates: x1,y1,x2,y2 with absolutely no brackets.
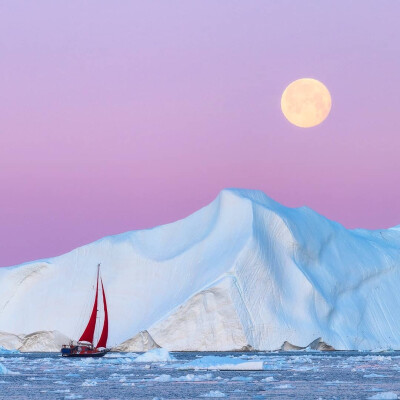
61,264,109,357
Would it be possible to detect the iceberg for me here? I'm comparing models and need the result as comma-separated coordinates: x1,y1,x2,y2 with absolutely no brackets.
280,337,335,351
112,330,160,352
0,331,24,350
0,363,18,375
0,346,19,354
133,348,175,362
0,188,400,351
0,330,70,352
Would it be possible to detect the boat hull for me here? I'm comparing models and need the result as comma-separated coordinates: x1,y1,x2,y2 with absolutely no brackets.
61,345,109,358
61,351,108,358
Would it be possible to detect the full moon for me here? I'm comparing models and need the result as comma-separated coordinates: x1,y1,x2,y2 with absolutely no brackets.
281,78,332,128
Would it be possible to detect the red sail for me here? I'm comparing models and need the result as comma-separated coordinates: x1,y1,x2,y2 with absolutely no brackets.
96,278,108,349
79,268,99,344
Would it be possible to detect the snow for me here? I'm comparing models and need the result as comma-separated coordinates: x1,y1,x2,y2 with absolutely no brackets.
133,348,176,362
1,188,400,351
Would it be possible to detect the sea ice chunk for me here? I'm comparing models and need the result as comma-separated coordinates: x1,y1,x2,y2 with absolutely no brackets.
200,390,226,398
368,392,398,400
134,348,176,362
178,355,264,370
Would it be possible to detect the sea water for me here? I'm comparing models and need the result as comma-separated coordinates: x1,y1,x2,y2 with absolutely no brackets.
1,351,400,399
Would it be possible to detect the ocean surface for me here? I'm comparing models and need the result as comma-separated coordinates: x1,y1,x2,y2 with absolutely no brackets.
1,351,400,399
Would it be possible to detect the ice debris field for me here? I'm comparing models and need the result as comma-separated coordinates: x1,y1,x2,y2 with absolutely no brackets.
2,349,400,399
1,189,400,352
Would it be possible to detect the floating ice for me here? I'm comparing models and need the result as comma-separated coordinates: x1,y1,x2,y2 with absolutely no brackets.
200,390,226,398
0,363,18,375
0,346,19,354
154,374,172,382
261,376,274,382
152,373,213,382
134,348,176,363
231,376,252,381
81,379,97,386
368,392,398,399
178,356,264,371
275,384,294,389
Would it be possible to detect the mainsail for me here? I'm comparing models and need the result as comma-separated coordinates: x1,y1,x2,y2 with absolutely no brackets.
78,265,108,348
79,267,99,344
96,278,108,349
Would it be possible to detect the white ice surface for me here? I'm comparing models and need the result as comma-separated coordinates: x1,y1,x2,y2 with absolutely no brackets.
1,189,400,350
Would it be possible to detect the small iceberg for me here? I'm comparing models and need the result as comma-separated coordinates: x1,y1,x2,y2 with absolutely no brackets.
200,390,226,398
0,363,18,375
368,392,398,400
0,346,19,354
280,337,335,351
134,348,176,362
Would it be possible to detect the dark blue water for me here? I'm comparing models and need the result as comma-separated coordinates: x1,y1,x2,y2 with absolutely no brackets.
1,351,400,399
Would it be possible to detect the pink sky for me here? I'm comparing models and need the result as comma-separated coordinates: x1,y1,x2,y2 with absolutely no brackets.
1,1,400,266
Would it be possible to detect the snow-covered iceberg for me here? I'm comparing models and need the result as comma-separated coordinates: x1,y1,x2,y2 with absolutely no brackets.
0,188,400,351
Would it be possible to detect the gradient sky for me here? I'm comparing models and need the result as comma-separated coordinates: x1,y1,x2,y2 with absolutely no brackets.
1,1,400,267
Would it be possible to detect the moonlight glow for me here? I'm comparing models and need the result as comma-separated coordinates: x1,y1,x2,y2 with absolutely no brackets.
281,78,332,128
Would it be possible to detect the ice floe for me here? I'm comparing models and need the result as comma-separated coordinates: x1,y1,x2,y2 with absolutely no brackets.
134,348,176,362
200,390,226,398
177,355,264,371
368,392,398,400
